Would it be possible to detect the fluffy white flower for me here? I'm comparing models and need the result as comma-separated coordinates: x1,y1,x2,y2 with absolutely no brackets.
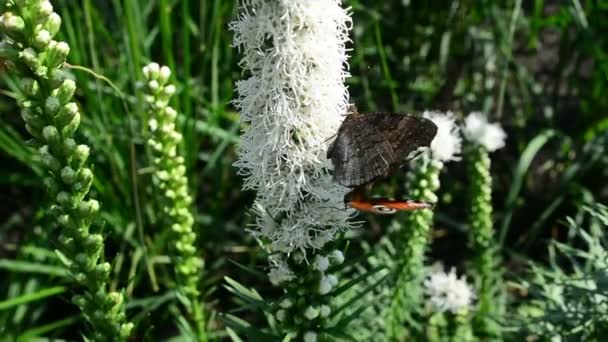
423,111,462,162
268,260,295,286
231,0,354,256
463,112,507,152
424,266,475,313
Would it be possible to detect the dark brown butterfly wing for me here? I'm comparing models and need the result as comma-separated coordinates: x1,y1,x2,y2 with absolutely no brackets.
327,114,395,187
327,112,437,187
359,112,437,166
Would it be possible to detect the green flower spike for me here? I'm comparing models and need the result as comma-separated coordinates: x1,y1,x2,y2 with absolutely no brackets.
0,1,132,340
386,111,462,340
462,112,507,338
142,62,207,341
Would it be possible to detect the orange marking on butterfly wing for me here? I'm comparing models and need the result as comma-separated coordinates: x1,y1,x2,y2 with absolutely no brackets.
378,199,434,211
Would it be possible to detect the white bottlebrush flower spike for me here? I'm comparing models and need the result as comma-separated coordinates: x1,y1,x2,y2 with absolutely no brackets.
423,111,462,162
424,266,475,313
231,0,354,255
463,111,507,152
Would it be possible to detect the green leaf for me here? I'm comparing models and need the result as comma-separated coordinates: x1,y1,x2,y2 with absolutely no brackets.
0,286,66,311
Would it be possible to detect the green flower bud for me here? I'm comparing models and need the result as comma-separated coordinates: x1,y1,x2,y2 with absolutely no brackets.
42,125,60,147
78,199,100,218
60,166,76,185
56,191,73,208
75,253,93,270
72,294,87,308
73,272,87,283
45,40,69,69
55,79,76,104
25,124,42,140
75,168,93,193
44,13,62,37
121,323,134,338
62,138,77,156
48,68,68,88
34,29,52,50
108,291,124,306
19,48,40,71
57,213,71,227
39,145,61,172
94,262,111,281
19,78,39,96
56,102,78,127
44,96,61,117
49,204,63,217
43,176,59,195
57,233,71,247
84,233,103,254
21,108,44,130
61,111,80,137
70,144,90,170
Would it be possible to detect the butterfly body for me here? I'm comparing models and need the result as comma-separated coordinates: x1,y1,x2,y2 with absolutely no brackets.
345,185,433,215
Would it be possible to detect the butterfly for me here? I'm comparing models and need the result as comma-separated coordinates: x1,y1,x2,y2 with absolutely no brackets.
327,109,437,214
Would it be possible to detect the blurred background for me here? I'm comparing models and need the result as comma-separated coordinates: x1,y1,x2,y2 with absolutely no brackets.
0,0,607,339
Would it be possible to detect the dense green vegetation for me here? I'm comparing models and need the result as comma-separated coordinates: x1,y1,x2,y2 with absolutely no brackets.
0,0,607,340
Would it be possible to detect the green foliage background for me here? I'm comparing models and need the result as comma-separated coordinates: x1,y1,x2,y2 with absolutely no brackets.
0,0,607,340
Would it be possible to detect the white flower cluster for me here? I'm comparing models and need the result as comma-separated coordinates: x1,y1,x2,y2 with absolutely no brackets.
463,111,506,152
423,111,462,163
231,0,354,257
424,266,475,313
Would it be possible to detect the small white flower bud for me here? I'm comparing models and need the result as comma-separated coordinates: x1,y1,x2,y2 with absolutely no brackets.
34,29,52,49
319,305,331,317
164,107,177,120
45,13,62,37
329,250,344,265
148,80,159,90
326,274,338,286
303,332,318,342
279,298,293,309
304,306,319,320
164,84,176,96
0,12,25,32
276,309,286,322
312,255,329,272
318,276,332,295
148,62,160,75
36,1,54,18
159,66,171,83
